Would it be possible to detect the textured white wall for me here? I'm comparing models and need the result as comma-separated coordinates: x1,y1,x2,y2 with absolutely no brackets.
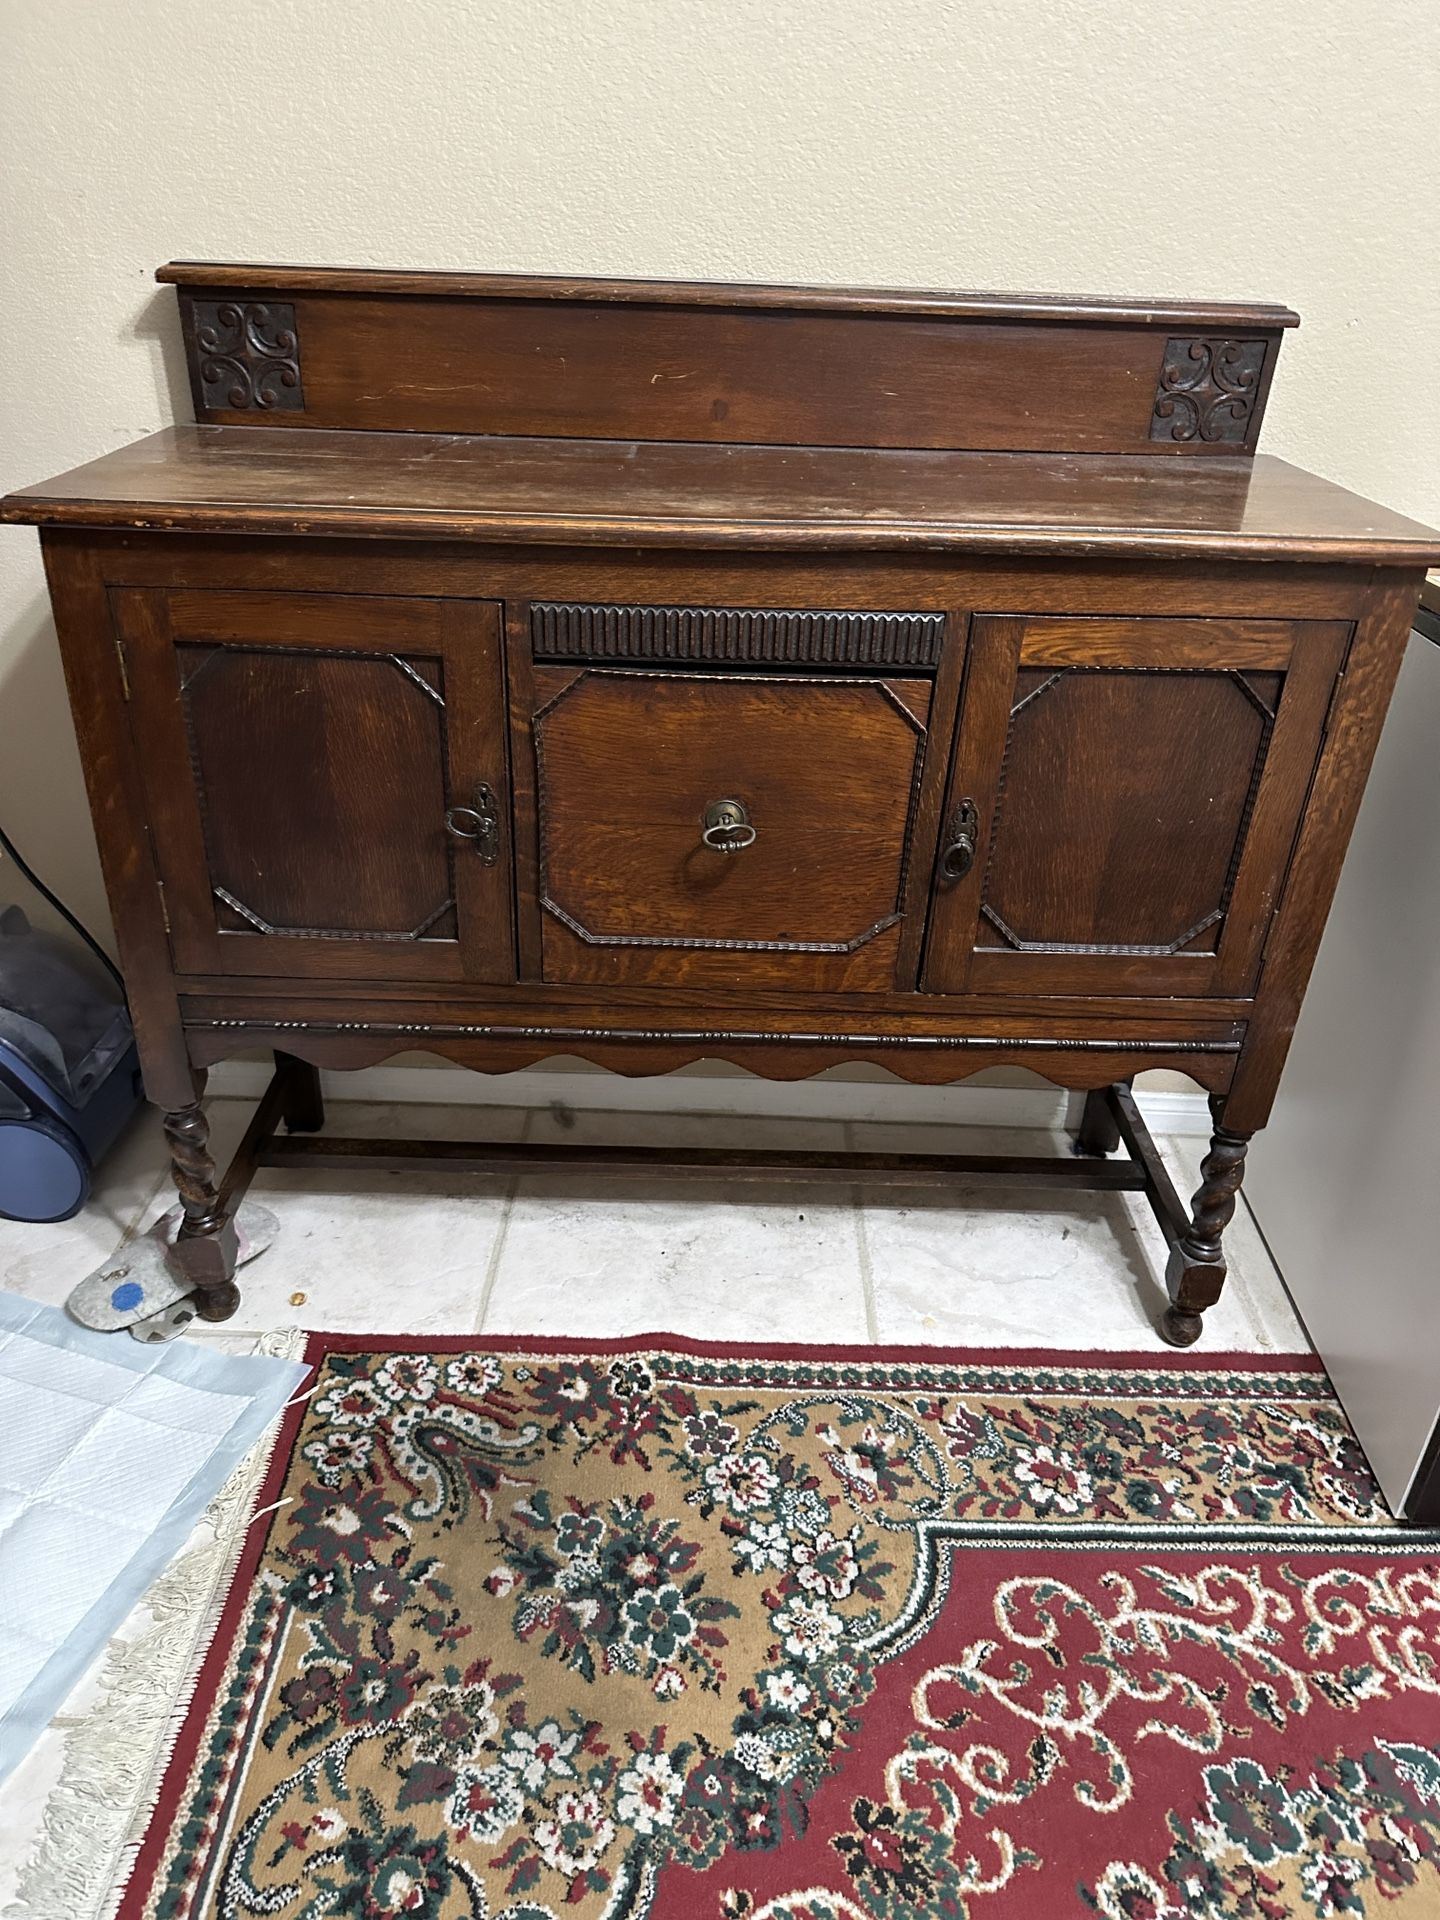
1,0,1436,958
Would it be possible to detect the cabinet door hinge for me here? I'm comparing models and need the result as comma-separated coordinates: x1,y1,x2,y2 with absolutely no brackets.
114,634,131,700
156,878,171,934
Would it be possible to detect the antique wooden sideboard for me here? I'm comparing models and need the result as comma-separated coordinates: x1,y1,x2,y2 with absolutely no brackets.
4,263,1438,1344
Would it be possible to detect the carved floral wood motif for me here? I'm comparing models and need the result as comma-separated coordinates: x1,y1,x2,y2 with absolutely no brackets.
191,300,304,412
1150,337,1270,444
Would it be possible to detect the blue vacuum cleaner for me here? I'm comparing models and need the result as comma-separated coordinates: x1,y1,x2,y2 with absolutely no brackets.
0,826,280,1339
0,828,144,1223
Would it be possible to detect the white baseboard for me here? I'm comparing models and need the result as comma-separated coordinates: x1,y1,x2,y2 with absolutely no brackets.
206,1060,1216,1136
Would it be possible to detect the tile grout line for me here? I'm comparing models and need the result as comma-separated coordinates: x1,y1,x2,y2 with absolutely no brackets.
92,1113,181,1265
472,1184,520,1335
53,1144,177,1305
844,1121,881,1343
118,1162,175,1251
472,1108,533,1334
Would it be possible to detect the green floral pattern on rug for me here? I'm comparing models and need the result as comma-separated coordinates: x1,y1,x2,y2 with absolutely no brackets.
1085,1743,1440,1917
135,1348,1440,1920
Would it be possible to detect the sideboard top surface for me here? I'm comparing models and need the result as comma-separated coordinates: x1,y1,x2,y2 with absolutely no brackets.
5,426,1440,564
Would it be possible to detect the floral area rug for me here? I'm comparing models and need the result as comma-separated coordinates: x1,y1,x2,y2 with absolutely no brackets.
121,1337,1440,1920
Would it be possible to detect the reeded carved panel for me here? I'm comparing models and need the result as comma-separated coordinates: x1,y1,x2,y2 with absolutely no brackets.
979,667,1278,955
179,644,456,942
530,604,945,669
1150,338,1269,445
188,298,304,412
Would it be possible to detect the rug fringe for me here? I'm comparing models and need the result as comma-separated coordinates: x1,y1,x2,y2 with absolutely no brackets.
1,1327,309,1920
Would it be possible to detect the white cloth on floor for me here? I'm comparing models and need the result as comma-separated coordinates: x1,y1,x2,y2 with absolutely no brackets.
0,1288,306,1784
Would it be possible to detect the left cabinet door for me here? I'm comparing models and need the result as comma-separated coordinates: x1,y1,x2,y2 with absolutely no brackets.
113,588,514,982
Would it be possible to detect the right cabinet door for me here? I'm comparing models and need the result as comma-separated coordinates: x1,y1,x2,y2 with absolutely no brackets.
922,614,1349,997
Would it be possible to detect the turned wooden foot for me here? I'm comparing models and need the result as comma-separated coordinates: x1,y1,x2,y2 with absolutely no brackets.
277,1051,325,1133
1072,1083,1123,1157
1158,1304,1206,1348
162,1101,240,1321
1160,1108,1252,1348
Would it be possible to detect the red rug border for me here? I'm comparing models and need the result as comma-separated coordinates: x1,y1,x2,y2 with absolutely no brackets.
304,1329,1323,1370
115,1332,1323,1915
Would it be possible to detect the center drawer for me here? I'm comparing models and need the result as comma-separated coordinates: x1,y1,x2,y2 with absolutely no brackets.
530,667,933,989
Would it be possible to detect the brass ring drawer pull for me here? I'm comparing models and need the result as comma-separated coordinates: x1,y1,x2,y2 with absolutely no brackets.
701,798,757,853
443,783,501,866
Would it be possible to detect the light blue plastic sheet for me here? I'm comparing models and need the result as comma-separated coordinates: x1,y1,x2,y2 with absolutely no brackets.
0,1289,306,1785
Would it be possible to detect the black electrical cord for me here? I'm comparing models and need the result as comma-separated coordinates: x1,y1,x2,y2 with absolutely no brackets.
0,820,126,995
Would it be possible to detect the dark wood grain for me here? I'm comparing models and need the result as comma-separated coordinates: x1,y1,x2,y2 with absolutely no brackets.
193,299,1194,454
981,666,1271,947
37,540,198,1108
274,1051,325,1133
529,602,946,669
40,529,1381,618
112,587,515,984
1104,1082,1195,1279
155,262,1301,329
180,1018,1242,1092
182,646,455,938
922,614,1348,998
1073,1085,1124,1157
259,1134,1155,1188
1016,618,1297,667
893,612,969,983
1224,572,1426,1130
8,432,1440,563
1160,1110,1253,1347
534,670,926,989
8,268,1436,1347
538,912,911,994
162,1094,241,1319
175,979,1251,1034
153,268,1298,453
1150,337,1272,446
216,1056,303,1210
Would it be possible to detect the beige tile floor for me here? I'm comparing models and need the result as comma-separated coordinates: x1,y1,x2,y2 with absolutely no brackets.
0,1095,1311,1912
1,1097,1310,1349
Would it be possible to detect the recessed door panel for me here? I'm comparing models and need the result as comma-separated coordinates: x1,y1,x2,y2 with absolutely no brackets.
533,668,931,989
184,644,457,942
923,615,1349,996
113,588,513,982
